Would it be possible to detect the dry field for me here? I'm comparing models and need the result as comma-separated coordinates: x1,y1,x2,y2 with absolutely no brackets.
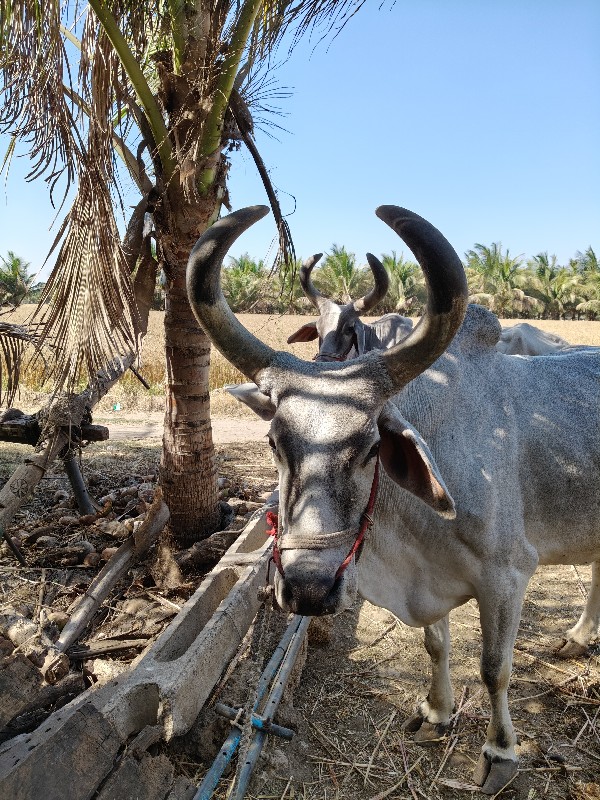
4,305,600,417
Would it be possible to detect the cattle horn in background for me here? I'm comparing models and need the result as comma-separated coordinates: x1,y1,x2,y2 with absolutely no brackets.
300,251,390,313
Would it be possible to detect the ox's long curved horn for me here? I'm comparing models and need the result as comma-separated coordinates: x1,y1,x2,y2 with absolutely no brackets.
299,254,327,311
376,206,468,388
353,254,389,313
186,206,276,381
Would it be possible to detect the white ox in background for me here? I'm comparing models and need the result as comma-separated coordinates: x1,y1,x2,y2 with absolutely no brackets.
188,205,600,795
287,253,413,360
289,274,583,360
497,322,573,355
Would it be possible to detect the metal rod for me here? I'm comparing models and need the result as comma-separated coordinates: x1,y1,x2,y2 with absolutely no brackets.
193,614,306,800
214,703,294,740
230,615,311,799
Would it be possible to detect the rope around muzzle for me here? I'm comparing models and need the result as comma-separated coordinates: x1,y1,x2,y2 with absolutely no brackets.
266,456,380,582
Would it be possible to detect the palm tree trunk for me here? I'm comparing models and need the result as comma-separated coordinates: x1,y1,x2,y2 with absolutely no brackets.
158,215,221,545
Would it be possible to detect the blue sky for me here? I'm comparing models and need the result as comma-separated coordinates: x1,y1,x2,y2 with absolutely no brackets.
1,0,598,280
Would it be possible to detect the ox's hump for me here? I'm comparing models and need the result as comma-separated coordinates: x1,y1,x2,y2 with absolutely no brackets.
453,304,502,353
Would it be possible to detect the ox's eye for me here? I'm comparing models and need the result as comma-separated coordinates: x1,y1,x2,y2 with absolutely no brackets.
362,442,380,466
267,435,278,456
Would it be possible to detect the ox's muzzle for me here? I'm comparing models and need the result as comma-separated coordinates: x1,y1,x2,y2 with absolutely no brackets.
268,458,379,615
276,552,351,616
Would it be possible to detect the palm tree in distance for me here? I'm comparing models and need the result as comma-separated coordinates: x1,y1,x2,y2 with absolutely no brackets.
0,1,368,544
272,257,312,314
379,250,426,315
466,242,539,317
222,253,267,312
314,244,370,304
526,252,583,319
0,251,33,307
572,246,599,277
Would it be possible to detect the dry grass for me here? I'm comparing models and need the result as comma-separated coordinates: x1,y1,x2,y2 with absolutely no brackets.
4,306,600,415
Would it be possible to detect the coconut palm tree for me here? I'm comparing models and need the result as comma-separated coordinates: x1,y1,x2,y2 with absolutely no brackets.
0,251,33,307
525,252,583,319
222,253,267,312
569,247,599,319
378,250,426,315
270,257,312,313
0,1,366,544
573,246,599,277
314,245,370,304
465,242,538,317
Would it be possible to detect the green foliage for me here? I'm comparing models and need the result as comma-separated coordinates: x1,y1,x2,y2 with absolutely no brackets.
378,251,426,315
0,251,34,306
271,260,312,314
465,242,539,317
523,252,583,320
222,252,268,312
210,241,600,320
313,245,370,303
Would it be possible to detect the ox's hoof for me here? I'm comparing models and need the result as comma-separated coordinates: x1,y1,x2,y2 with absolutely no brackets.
474,752,518,795
402,712,424,733
402,713,447,744
553,638,589,659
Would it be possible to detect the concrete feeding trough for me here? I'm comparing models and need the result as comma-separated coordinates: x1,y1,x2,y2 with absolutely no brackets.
0,492,279,800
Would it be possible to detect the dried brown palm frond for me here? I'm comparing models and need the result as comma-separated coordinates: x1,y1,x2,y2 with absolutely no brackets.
33,169,139,394
0,321,41,406
248,0,371,56
1,4,144,397
31,22,140,395
228,86,296,274
0,0,84,202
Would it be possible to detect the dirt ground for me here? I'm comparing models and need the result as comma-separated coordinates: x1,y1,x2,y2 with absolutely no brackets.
93,411,270,442
1,429,599,800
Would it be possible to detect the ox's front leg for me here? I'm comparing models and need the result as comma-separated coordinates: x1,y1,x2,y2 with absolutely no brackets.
404,616,454,743
475,586,527,795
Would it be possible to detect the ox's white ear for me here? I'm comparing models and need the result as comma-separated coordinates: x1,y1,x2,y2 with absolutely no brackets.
225,383,276,421
377,406,456,519
287,323,319,343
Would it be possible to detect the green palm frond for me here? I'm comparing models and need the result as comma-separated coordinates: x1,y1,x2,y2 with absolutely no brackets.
252,0,370,53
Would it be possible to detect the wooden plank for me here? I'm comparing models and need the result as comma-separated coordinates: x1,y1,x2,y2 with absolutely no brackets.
96,753,174,800
0,703,121,800
0,654,44,728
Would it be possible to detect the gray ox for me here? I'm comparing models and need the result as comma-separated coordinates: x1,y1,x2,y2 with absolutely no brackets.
187,205,600,794
287,254,413,361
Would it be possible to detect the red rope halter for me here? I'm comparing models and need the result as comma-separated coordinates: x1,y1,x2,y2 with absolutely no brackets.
266,455,380,581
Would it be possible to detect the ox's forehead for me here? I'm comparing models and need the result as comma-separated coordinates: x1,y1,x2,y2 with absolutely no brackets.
316,303,356,331
258,353,390,441
273,394,376,450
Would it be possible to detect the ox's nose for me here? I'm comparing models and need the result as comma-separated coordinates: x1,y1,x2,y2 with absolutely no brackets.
279,558,341,616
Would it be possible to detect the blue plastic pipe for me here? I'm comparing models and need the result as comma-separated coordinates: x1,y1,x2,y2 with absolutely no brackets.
193,614,307,800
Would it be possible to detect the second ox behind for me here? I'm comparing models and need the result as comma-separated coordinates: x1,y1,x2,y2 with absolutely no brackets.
286,252,413,360
187,204,600,795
